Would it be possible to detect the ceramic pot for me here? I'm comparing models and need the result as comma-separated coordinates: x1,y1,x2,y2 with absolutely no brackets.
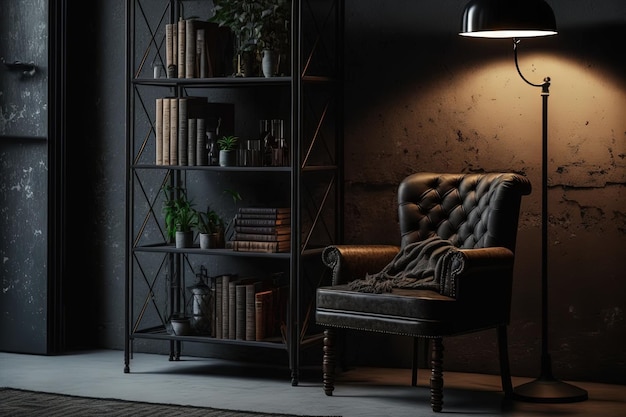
200,231,225,249
175,230,193,248
219,150,237,167
261,49,279,78
199,233,211,249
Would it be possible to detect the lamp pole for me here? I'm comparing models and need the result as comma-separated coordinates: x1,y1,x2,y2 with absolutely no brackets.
511,39,587,403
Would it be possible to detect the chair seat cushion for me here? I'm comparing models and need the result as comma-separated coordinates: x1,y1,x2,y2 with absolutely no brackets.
316,284,498,337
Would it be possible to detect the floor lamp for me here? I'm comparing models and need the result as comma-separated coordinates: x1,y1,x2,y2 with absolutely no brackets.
459,0,588,403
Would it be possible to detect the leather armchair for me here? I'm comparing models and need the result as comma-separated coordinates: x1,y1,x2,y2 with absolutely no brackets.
315,172,532,412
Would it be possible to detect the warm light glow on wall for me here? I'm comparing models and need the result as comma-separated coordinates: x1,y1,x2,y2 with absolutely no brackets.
344,50,625,189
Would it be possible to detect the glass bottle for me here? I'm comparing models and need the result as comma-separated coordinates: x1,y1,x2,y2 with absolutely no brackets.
207,131,218,166
271,119,285,166
260,119,274,166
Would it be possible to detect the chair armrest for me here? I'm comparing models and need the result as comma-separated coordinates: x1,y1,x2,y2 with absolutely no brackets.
322,245,401,285
454,247,515,300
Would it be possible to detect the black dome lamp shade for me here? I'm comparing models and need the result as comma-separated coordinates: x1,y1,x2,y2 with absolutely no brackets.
459,0,589,405
460,0,557,38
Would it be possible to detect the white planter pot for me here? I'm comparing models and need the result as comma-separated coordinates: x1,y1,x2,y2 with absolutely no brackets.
262,49,279,78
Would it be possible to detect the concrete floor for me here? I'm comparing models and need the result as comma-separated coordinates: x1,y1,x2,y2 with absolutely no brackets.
0,349,624,416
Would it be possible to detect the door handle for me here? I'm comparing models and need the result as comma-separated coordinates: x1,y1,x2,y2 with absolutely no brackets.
2,59,37,77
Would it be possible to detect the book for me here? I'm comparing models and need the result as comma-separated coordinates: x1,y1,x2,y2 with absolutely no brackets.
196,28,209,78
231,240,290,253
162,98,171,165
255,289,273,341
215,274,223,339
234,217,291,227
196,21,230,77
238,207,291,215
196,118,207,166
245,284,256,341
233,232,290,242
165,23,175,78
234,225,291,235
227,280,238,339
221,274,231,339
185,19,196,78
155,98,163,165
235,284,246,340
169,97,178,165
236,214,291,221
255,285,289,341
172,22,178,76
187,118,197,166
237,207,291,219
178,98,188,165
177,19,186,78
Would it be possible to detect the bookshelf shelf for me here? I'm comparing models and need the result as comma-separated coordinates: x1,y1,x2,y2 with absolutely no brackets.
125,0,344,386
132,326,289,349
132,75,337,88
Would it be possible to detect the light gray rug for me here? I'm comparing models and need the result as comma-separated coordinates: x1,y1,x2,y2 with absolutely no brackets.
0,388,339,417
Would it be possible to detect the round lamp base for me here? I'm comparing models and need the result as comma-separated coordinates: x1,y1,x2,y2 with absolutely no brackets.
513,377,588,403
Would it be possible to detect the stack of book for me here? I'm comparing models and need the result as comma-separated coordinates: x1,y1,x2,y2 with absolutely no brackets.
164,19,230,79
154,98,233,166
229,207,291,253
213,273,288,342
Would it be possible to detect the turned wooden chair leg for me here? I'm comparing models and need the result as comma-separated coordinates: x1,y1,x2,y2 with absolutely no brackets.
430,337,444,412
497,325,513,398
323,328,336,396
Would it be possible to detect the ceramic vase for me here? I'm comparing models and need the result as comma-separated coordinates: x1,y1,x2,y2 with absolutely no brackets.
262,49,279,78
175,230,193,248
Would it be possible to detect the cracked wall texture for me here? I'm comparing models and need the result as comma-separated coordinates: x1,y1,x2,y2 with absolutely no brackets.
0,0,49,354
0,0,47,138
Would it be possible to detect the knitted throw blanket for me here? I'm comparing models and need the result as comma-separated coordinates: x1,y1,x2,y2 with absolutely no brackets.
348,236,460,297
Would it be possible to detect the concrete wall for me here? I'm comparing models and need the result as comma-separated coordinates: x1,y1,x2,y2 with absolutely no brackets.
0,0,49,354
68,0,625,384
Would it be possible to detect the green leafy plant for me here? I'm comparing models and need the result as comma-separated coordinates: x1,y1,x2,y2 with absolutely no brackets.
217,135,239,151
196,206,224,234
197,189,242,234
162,185,198,240
224,188,243,208
210,0,290,54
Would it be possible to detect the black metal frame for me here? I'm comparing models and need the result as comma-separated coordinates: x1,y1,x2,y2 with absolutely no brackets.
510,39,587,403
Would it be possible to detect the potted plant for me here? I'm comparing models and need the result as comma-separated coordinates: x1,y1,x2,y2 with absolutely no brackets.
221,188,243,240
255,0,290,77
217,135,239,166
210,0,290,77
196,188,242,248
196,206,225,249
162,185,198,248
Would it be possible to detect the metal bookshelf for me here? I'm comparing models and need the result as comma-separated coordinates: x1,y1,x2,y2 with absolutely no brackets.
124,0,344,385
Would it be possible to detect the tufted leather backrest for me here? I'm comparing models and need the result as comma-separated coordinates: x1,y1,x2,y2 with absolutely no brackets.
398,173,532,251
